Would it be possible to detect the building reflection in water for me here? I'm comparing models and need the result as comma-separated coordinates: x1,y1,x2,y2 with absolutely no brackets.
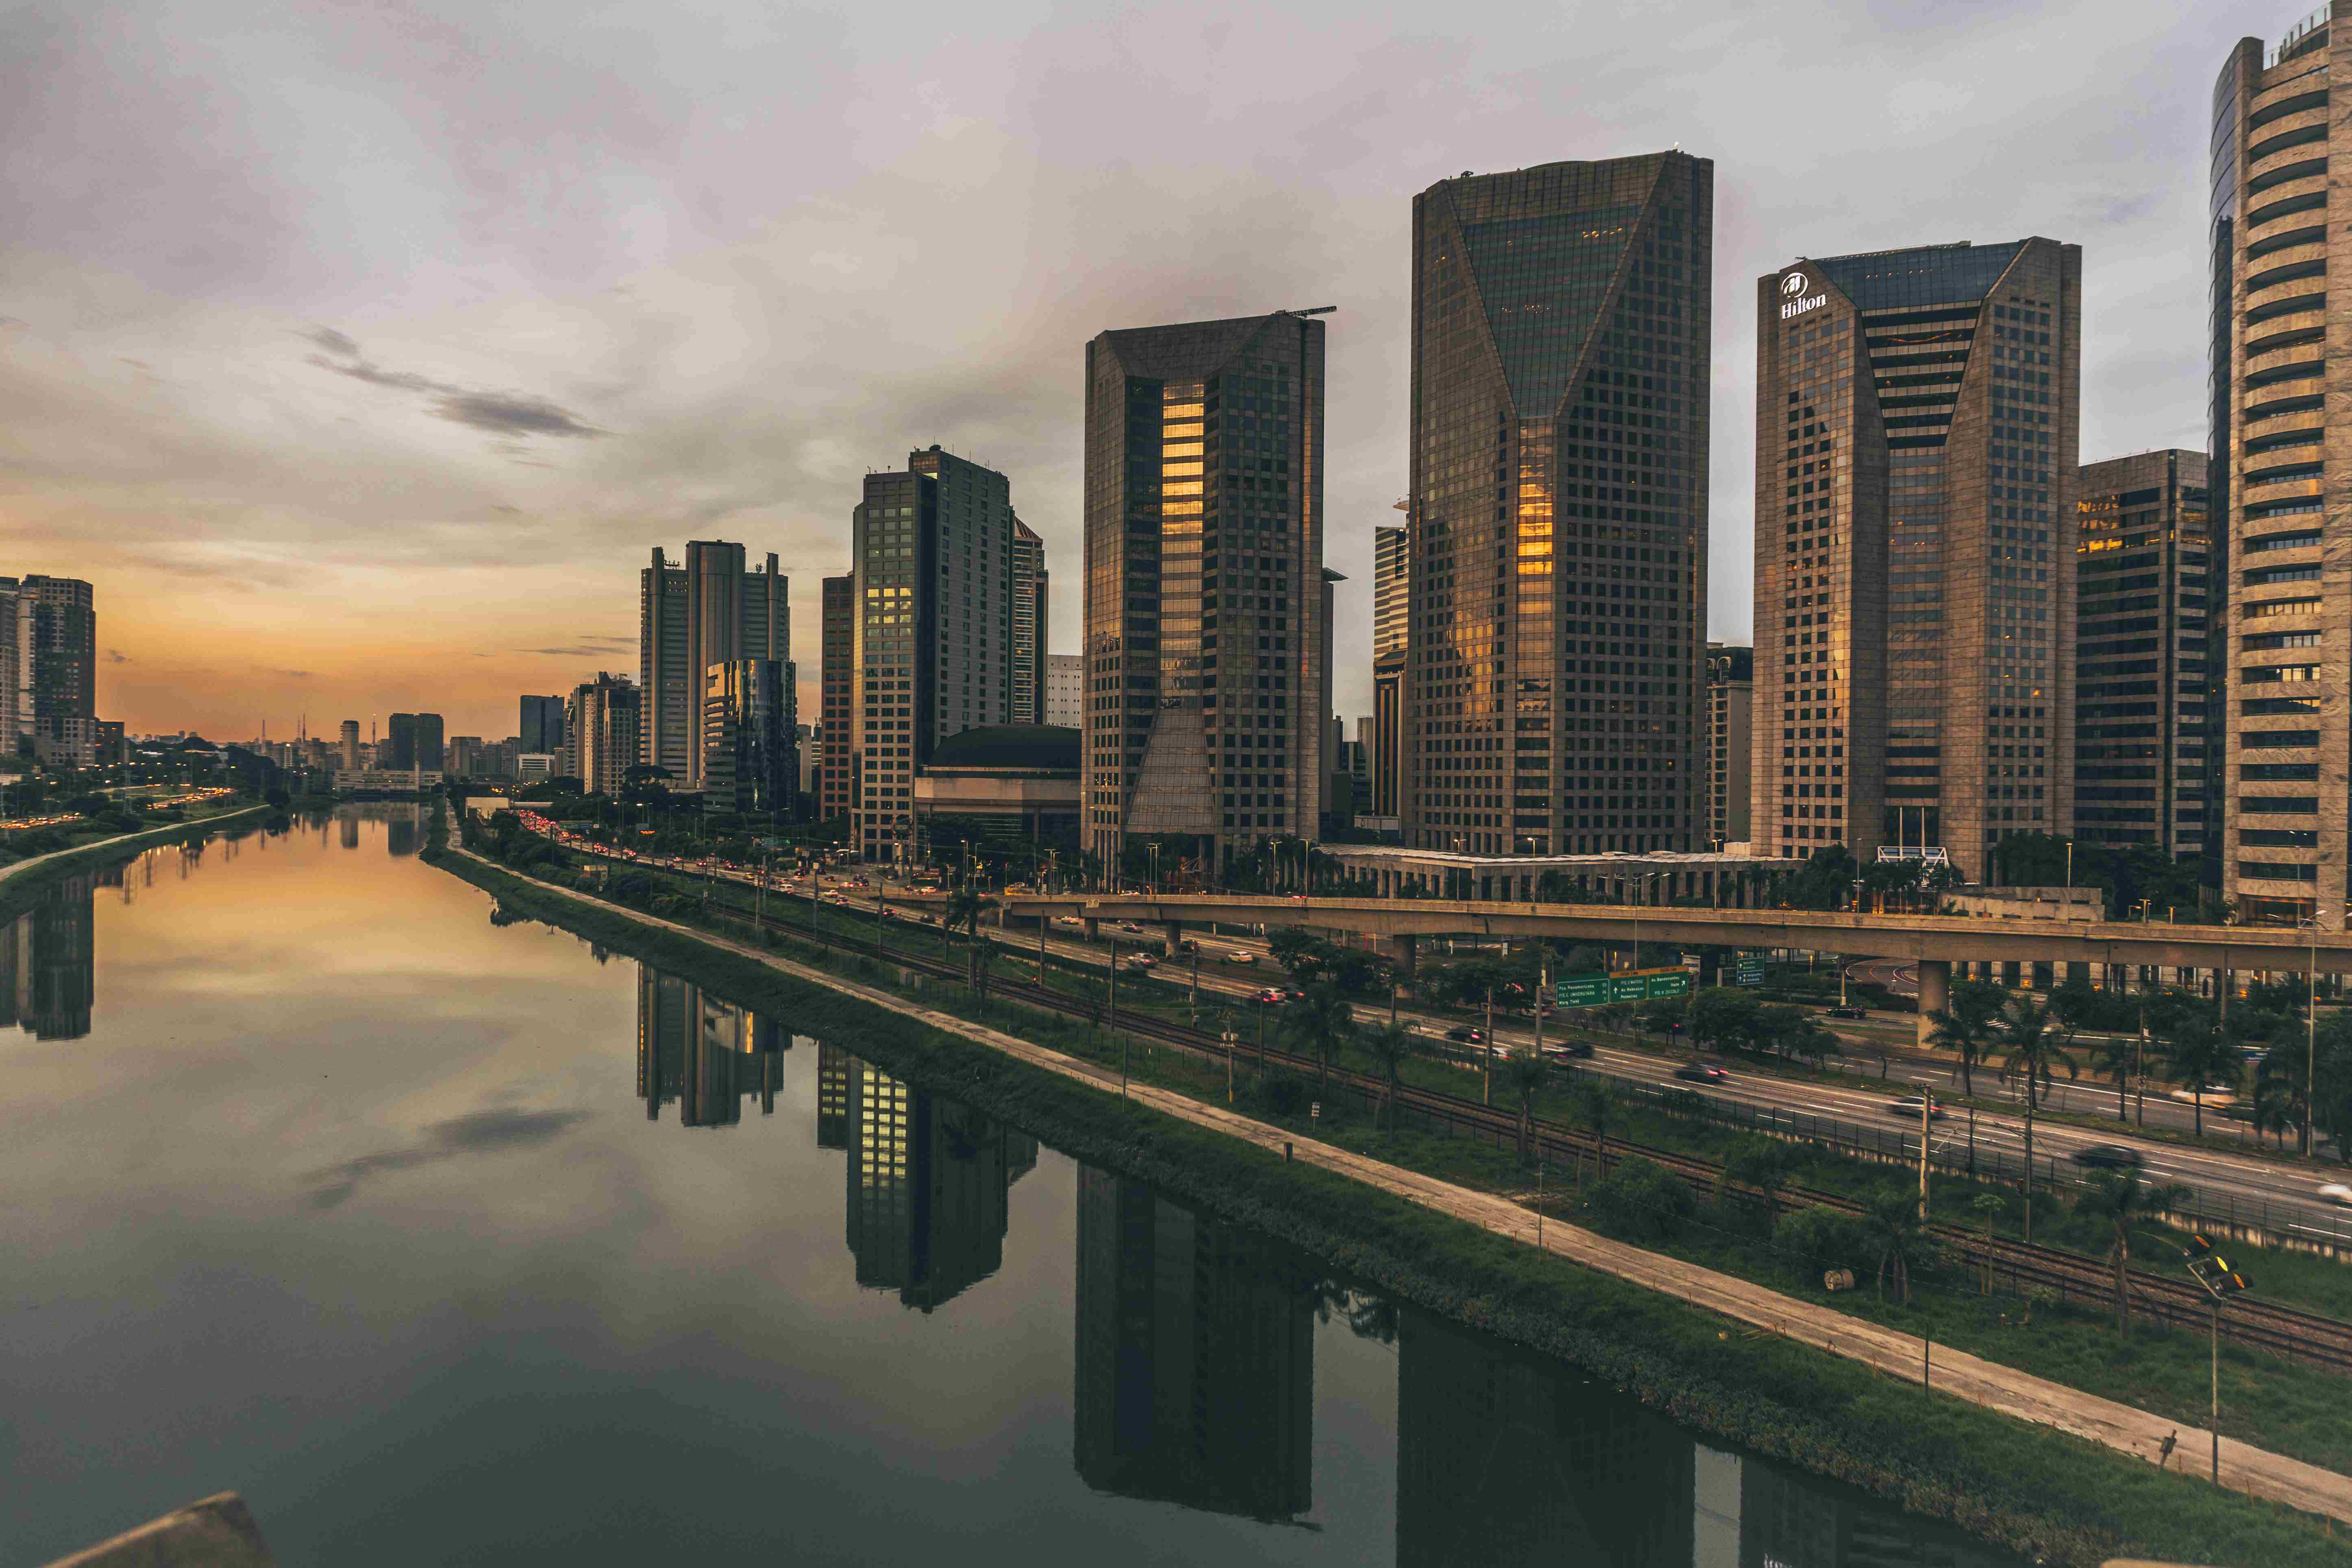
0,872,98,1041
635,967,788,1127
1073,1165,1315,1522
842,1052,1036,1312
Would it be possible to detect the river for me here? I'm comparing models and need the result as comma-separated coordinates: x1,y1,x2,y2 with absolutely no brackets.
0,809,2023,1566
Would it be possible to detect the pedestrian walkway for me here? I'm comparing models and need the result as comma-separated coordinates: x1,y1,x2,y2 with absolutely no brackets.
453,846,2352,1528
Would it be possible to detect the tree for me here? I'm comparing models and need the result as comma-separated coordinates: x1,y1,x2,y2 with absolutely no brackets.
2161,1003,2243,1139
2073,1167,2191,1331
1281,984,1354,1096
1860,1187,1929,1303
2254,1049,2308,1152
1501,1051,1549,1160
944,882,994,995
1687,987,1760,1055
1926,977,2007,1097
1719,1133,1796,1223
1569,1076,1614,1187
1360,1022,1419,1131
1785,843,1859,910
1995,994,2076,1244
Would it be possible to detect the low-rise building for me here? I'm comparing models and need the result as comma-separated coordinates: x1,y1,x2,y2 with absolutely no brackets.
912,724,1080,860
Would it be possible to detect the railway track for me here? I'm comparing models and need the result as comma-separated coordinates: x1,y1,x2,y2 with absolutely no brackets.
587,860,2352,1374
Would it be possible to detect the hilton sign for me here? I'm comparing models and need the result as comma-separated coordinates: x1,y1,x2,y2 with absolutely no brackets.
1779,270,1826,321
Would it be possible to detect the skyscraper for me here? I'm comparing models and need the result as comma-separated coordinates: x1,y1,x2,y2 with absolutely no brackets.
702,657,797,816
1407,154,1712,856
2074,450,2212,862
1373,522,1409,658
1011,518,1049,725
1081,310,1329,879
1045,652,1083,728
338,719,361,771
385,712,418,770
567,672,642,795
413,712,444,772
1750,239,2081,871
18,576,96,766
820,575,855,825
851,447,1023,860
2213,20,2338,923
519,694,565,758
640,542,788,790
1704,643,1752,848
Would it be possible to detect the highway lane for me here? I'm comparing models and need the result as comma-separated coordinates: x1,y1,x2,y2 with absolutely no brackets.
519,824,2352,1239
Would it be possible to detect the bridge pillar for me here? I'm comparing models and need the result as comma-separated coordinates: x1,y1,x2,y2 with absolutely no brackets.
1915,959,1949,1047
1162,920,1183,952
1083,918,1099,942
1385,933,1418,976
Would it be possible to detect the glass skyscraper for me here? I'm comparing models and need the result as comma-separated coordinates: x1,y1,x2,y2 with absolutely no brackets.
1406,153,1711,856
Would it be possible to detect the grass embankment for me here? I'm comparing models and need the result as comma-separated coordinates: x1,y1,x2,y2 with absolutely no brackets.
0,800,272,917
431,838,2350,1568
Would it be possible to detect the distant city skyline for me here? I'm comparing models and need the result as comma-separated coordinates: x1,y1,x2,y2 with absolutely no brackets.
2,3,2236,744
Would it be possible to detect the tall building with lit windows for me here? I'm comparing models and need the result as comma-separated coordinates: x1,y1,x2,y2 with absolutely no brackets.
852,447,1023,861
2074,450,2211,861
1406,154,1712,857
1749,238,2082,872
1080,312,1329,881
640,542,788,791
2213,14,2345,923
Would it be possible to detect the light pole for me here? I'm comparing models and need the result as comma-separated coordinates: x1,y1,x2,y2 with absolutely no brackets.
2305,904,2328,1157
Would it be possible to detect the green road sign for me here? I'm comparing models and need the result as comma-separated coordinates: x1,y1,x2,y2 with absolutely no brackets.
1734,959,1766,986
1646,970,1690,999
1558,973,1608,1007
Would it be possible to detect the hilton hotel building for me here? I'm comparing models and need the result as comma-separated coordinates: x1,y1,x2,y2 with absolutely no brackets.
2213,11,2351,925
1750,240,2081,872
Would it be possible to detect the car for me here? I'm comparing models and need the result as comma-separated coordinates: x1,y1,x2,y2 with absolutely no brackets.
1445,1026,1486,1045
1886,1095,1947,1121
1822,1006,1869,1020
1118,922,1147,933
1672,1063,1729,1084
1176,938,1199,954
1225,950,1257,965
1542,1041,1595,1059
2072,1144,2144,1171
1255,986,1289,1005
1123,953,1157,970
2168,1086,2239,1107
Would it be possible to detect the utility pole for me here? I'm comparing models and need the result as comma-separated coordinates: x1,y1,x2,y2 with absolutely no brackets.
1484,988,1495,1107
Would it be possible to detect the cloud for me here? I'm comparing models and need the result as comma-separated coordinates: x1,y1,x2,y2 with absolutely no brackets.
103,648,129,663
304,1105,590,1210
517,644,634,657
268,667,312,678
307,330,601,441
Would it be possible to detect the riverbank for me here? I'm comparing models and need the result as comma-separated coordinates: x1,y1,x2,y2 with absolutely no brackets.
427,837,2351,1568
0,801,273,918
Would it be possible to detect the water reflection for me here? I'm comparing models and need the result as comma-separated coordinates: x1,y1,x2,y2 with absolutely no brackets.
635,968,787,1125
842,1054,1037,1311
0,871,99,1040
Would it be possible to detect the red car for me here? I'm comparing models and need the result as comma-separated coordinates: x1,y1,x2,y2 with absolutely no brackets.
1255,986,1289,1005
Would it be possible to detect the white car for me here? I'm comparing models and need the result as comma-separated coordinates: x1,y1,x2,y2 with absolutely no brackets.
2320,1183,2352,1207
1224,950,1258,965
2167,1086,2239,1108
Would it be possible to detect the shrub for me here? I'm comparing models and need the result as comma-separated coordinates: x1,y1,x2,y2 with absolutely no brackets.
1586,1156,1695,1242
1259,1068,1307,1118
1776,1204,1867,1280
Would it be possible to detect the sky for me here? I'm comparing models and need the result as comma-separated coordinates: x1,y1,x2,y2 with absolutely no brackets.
0,0,2258,742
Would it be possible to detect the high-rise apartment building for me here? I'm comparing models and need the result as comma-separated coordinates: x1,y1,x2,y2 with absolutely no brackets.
1012,518,1049,725
1704,643,1753,848
414,712,444,772
702,658,797,816
385,712,418,770
1749,239,2082,870
567,672,642,796
17,576,96,765
1081,311,1329,879
1373,523,1409,658
2213,17,2343,922
1045,652,1083,728
820,575,855,824
338,719,361,771
640,542,788,790
519,695,565,758
1408,155,1712,855
851,447,1023,860
2074,450,2212,861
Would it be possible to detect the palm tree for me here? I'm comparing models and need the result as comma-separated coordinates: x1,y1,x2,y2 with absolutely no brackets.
1720,1133,1795,1224
944,883,993,994
2162,1003,2243,1139
1861,1187,1928,1303
2254,1050,2309,1152
1995,994,2076,1245
1360,1022,1419,1131
1570,1076,1614,1188
2072,1167,2191,1331
1502,1051,1550,1161
1282,984,1355,1096
1925,978,2005,1097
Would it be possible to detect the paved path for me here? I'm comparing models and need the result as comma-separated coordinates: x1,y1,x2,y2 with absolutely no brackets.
453,846,2352,1527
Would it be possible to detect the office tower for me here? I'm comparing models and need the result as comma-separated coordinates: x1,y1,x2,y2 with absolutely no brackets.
1407,155,1712,856
519,694,565,758
1750,238,2082,870
338,720,360,771
851,447,1023,860
640,542,788,790
820,575,855,824
0,578,19,749
1081,310,1329,878
1372,649,1404,817
1045,652,1083,728
1073,1167,1313,1519
1705,644,1753,847
1012,518,1049,724
703,658,797,815
18,576,96,765
566,672,642,795
385,712,418,770
2075,450,2212,862
413,712,444,771
1373,522,1409,658
446,736,485,776
2214,20,2344,922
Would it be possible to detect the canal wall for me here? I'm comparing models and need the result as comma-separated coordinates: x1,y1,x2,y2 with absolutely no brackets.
427,839,2352,1568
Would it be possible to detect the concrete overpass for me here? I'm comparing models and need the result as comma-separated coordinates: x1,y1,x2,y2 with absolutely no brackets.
996,892,2348,1042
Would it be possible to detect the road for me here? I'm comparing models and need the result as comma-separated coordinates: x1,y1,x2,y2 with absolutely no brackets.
518,822,2352,1245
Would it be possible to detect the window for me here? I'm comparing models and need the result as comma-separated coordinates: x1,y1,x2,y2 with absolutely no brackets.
2239,860,2319,882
